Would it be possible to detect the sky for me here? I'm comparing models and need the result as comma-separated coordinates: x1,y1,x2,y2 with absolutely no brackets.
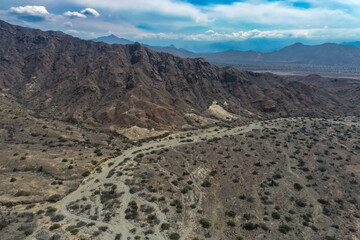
1,0,360,52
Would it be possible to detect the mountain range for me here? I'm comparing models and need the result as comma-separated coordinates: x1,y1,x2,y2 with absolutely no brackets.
1,20,358,131
92,34,360,68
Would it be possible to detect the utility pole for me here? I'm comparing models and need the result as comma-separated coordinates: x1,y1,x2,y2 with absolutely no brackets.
129,94,135,113
237,98,241,116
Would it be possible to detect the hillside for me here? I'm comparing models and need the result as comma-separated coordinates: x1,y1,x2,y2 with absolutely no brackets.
288,74,360,105
0,20,358,132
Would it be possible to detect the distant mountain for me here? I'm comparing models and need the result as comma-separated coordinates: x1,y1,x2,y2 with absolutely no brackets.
92,34,134,44
91,35,360,67
145,44,197,58
199,43,360,66
341,41,360,48
92,34,195,58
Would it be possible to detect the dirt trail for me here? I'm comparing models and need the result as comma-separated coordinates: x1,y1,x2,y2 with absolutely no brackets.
27,117,358,240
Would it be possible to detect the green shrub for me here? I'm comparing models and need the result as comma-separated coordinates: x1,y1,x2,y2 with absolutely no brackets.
271,212,280,219
82,171,90,177
225,210,236,218
70,228,79,235
49,224,61,231
199,218,211,228
161,223,171,230
201,180,211,188
169,233,180,240
227,221,236,227
24,229,33,236
294,183,303,191
0,220,7,230
47,194,61,203
278,224,291,234
243,222,257,231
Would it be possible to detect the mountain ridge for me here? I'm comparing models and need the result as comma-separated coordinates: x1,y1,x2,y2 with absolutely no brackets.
0,20,358,131
91,34,360,68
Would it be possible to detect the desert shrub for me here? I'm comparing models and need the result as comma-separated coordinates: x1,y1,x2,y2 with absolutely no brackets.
227,221,236,227
272,212,280,219
49,224,61,231
0,220,7,230
15,191,30,197
243,213,251,220
201,180,211,188
24,228,33,236
161,223,170,230
82,171,90,177
199,218,211,228
225,210,236,218
47,194,61,203
243,222,257,231
294,183,303,191
278,224,291,234
295,199,307,207
70,228,79,235
169,233,180,240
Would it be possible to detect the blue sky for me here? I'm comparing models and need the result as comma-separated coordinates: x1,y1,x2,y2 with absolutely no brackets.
1,0,360,51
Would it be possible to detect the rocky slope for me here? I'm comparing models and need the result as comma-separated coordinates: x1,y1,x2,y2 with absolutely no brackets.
289,74,360,105
0,20,358,131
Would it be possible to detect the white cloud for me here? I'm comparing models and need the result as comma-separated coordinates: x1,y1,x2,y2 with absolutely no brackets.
64,21,73,27
80,8,100,17
64,8,99,19
136,27,360,41
208,1,357,27
64,11,86,18
73,0,209,23
9,6,50,21
10,5,49,16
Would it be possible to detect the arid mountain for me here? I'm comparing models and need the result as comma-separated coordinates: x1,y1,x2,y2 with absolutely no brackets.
92,34,360,74
91,35,360,67
91,35,196,58
288,74,360,105
0,20,358,132
200,43,360,66
91,34,134,45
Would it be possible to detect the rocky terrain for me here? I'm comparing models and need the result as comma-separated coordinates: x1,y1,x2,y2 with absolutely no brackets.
1,117,356,240
287,74,360,105
1,20,359,131
0,20,359,240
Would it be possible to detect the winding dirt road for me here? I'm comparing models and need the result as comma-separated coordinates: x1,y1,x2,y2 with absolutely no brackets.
27,117,358,240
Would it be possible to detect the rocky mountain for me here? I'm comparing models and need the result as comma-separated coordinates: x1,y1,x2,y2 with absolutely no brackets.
91,34,360,68
0,20,358,131
91,34,196,58
91,34,134,45
200,43,360,66
288,74,360,105
342,41,360,48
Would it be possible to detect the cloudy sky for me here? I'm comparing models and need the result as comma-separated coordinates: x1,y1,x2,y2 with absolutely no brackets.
1,0,360,51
